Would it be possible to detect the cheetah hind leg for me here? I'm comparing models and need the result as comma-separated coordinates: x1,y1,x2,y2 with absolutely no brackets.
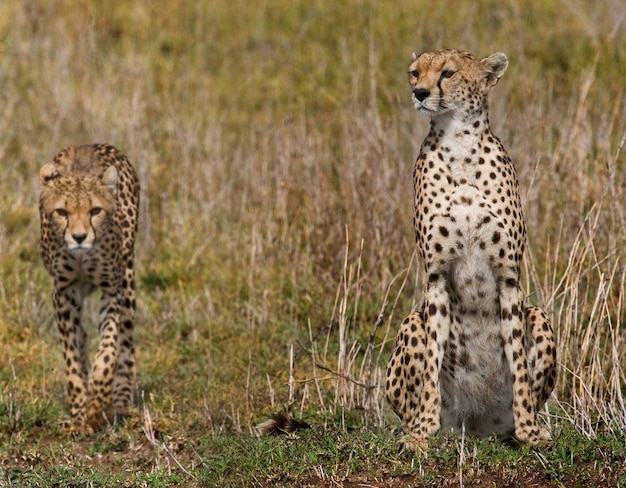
385,312,430,453
525,306,557,441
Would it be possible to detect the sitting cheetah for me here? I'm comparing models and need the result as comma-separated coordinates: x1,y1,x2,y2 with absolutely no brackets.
39,144,140,433
385,50,557,452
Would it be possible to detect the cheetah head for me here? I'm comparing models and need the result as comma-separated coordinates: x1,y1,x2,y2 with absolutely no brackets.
39,164,118,251
408,49,508,120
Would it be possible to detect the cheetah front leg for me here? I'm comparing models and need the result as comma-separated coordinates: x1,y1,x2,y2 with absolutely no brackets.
525,306,557,416
386,277,450,452
386,312,427,451
500,282,551,444
411,278,451,447
53,286,90,425
85,292,120,431
112,262,137,419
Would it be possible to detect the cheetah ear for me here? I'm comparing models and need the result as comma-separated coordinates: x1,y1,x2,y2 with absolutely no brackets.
482,52,508,87
101,166,118,195
40,163,61,186
412,52,418,60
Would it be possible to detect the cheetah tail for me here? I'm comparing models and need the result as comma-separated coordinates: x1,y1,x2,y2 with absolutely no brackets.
256,413,310,436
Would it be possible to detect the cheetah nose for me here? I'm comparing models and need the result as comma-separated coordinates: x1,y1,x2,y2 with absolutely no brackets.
72,233,88,244
413,88,430,102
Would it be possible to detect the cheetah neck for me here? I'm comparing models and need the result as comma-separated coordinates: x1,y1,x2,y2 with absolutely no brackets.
424,112,496,188
427,112,491,161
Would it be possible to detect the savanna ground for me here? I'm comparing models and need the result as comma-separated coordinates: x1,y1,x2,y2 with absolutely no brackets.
1,1,625,486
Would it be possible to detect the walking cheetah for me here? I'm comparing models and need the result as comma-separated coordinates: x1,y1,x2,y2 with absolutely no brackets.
39,143,140,433
385,50,557,452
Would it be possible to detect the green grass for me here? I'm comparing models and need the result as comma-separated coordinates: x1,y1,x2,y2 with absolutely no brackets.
3,417,625,487
1,0,626,486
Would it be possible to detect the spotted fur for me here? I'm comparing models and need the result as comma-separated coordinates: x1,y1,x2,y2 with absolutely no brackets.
385,50,557,452
39,143,139,433
256,413,311,436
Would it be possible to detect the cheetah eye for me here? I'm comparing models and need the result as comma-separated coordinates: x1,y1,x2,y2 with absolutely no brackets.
441,70,455,80
90,208,103,217
410,69,419,78
54,209,68,218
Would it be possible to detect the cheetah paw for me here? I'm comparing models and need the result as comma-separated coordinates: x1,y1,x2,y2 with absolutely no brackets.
533,428,553,445
398,434,429,456
63,423,95,436
516,426,552,446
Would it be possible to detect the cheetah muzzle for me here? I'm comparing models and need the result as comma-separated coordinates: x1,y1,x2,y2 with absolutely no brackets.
385,49,557,453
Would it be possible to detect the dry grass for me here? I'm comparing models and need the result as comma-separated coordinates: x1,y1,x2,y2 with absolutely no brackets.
0,0,625,483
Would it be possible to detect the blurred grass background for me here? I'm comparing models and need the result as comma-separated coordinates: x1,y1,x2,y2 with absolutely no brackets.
0,0,625,481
